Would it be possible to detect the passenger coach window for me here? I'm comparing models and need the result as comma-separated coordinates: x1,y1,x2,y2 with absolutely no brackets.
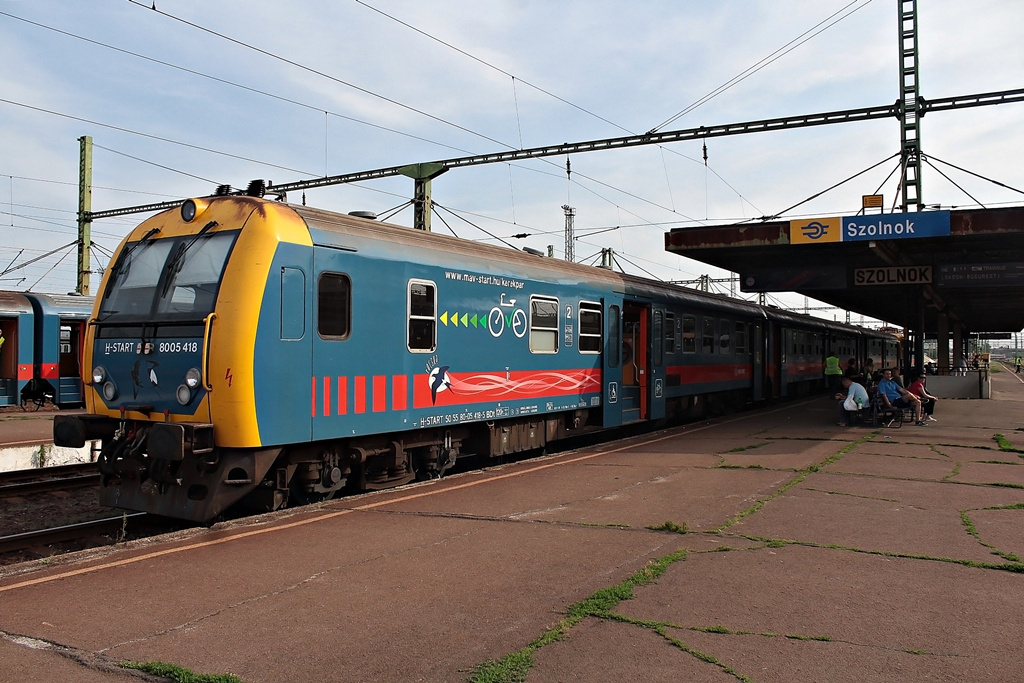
579,302,602,353
530,296,559,353
734,322,746,354
653,311,663,366
719,320,731,353
702,317,715,354
317,273,350,338
665,313,676,354
608,306,620,367
682,315,696,353
408,280,436,352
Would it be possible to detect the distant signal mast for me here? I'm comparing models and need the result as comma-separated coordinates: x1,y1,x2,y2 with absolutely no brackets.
562,204,575,263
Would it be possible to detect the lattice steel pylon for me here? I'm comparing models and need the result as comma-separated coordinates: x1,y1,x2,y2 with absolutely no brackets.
898,0,922,212
561,204,576,262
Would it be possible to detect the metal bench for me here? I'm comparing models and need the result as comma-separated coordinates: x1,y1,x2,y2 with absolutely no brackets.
871,393,905,428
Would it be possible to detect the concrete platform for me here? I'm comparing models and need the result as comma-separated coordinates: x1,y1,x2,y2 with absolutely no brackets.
0,406,91,471
2,370,1024,682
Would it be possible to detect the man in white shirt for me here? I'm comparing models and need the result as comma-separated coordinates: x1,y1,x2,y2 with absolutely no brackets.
835,376,868,426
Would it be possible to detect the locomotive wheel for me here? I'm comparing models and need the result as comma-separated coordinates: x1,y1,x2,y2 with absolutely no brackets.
288,463,347,505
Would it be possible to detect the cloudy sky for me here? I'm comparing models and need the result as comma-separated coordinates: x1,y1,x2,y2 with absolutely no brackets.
1,0,1022,323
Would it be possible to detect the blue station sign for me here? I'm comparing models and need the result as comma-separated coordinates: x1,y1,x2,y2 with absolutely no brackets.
790,210,950,244
841,210,950,242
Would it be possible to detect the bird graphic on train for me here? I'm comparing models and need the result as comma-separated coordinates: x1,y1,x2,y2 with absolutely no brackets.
429,365,453,404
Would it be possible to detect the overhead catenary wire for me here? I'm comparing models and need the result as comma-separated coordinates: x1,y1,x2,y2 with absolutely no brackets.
9,3,1015,301
0,241,78,277
353,0,632,137
93,144,222,186
6,7,700,233
759,152,901,221
649,0,874,133
121,5,759,230
2,7,790,242
0,10,479,160
431,202,519,250
921,157,985,209
7,5,715,260
1,172,185,199
374,200,415,223
607,250,665,281
427,207,461,239
27,248,74,291
348,0,762,218
0,97,318,178
126,0,518,153
921,153,1024,197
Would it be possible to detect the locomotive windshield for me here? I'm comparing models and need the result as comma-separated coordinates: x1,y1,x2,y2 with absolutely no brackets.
98,230,239,322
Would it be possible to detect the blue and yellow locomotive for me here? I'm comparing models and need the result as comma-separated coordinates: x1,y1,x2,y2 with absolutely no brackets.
54,193,896,522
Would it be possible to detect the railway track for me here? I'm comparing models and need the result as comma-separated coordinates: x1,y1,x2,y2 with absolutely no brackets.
0,513,145,554
0,461,99,496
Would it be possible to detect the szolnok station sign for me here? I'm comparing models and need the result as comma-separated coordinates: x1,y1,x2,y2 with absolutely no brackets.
738,211,952,292
789,210,950,245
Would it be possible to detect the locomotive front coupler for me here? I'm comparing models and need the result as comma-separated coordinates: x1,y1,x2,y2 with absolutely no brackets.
148,422,216,461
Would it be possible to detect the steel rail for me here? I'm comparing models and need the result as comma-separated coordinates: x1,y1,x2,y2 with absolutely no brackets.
0,462,99,496
0,513,145,554
0,473,100,496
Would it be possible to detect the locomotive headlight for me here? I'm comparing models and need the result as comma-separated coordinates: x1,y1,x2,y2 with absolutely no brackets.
176,384,192,405
92,366,107,384
102,380,118,401
185,367,202,389
180,198,210,223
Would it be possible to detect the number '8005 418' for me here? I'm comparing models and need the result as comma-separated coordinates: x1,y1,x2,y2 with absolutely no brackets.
158,341,199,353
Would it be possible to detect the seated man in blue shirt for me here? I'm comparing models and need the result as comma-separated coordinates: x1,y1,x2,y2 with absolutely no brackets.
876,368,924,425
835,375,869,426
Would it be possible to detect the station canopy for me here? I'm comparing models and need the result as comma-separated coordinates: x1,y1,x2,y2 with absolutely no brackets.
664,206,1024,334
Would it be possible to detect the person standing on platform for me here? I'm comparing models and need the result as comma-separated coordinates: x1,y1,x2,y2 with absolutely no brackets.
824,352,842,393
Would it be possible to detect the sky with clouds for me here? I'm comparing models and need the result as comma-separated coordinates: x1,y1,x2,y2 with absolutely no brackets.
1,0,1022,325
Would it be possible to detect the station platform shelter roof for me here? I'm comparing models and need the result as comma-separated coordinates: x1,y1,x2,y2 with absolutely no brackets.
664,206,1024,335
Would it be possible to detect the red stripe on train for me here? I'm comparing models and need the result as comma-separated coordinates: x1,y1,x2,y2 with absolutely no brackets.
392,375,408,411
666,364,752,384
413,368,601,410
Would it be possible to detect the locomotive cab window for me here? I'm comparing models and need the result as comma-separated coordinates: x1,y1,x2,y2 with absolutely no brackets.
317,273,351,339
98,229,239,323
408,280,436,352
578,302,602,353
530,296,559,353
